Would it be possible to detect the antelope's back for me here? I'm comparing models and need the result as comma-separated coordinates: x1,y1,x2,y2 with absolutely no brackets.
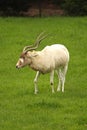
43,44,69,64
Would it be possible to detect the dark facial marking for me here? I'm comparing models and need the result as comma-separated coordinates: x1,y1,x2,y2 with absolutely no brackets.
20,52,26,59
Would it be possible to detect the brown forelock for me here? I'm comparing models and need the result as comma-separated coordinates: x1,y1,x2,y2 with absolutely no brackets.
20,52,26,59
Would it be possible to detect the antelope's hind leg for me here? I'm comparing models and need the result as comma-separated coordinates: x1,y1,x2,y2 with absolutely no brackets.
57,65,68,92
57,69,62,92
50,70,55,93
61,65,68,92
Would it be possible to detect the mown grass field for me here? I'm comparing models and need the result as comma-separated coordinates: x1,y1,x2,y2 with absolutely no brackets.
0,17,87,130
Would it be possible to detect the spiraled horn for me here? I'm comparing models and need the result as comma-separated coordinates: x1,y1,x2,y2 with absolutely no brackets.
23,32,49,53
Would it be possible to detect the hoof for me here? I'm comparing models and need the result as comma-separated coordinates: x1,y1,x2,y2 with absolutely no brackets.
57,89,60,92
34,91,38,94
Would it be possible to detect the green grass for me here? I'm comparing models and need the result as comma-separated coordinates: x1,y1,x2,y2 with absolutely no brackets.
0,16,87,130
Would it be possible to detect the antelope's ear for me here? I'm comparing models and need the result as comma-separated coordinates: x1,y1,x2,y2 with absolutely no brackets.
31,51,38,57
27,51,38,57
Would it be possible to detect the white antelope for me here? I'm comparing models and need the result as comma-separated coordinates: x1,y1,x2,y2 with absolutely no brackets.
16,32,69,94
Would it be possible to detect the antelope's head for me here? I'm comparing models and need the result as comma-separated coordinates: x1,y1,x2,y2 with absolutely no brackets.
16,32,48,69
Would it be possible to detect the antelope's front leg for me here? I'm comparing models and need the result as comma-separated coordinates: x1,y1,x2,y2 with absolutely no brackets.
34,71,40,94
